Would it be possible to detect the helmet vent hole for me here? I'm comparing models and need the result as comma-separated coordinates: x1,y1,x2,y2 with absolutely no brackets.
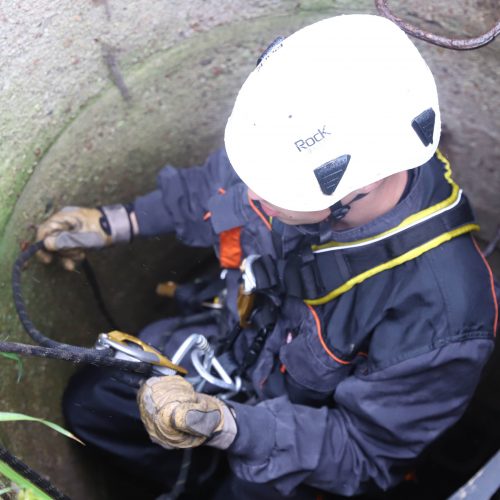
313,154,351,195
412,108,436,146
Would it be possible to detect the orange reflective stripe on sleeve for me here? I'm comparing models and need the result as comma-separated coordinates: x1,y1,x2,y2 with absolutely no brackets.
472,237,498,336
219,227,243,269
306,304,351,365
247,191,272,231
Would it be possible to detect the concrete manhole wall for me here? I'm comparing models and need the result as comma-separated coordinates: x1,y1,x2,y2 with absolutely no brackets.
0,1,499,498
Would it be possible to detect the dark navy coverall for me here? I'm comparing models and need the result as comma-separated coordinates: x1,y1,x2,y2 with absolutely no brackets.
64,149,498,499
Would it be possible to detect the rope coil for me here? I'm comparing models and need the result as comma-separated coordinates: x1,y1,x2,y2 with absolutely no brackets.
9,241,153,374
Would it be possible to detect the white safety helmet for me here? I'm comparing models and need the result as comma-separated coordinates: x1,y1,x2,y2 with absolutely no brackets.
224,14,441,212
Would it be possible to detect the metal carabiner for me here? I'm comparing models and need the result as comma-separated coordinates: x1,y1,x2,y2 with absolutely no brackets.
96,331,188,376
96,331,240,398
171,334,241,398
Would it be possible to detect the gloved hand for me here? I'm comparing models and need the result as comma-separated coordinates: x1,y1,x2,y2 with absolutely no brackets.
36,205,136,270
138,375,237,450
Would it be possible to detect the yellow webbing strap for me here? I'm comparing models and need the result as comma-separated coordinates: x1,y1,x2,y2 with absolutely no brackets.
305,223,479,306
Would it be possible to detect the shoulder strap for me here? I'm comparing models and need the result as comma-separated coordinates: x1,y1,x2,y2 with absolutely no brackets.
246,191,478,305
289,192,478,304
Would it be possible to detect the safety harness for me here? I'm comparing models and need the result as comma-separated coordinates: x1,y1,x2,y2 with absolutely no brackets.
240,151,479,305
163,152,480,386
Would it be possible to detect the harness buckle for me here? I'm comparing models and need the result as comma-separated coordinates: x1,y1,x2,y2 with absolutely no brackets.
240,254,261,294
96,331,188,376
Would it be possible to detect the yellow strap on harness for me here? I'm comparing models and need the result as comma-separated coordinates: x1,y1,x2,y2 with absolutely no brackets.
305,223,479,306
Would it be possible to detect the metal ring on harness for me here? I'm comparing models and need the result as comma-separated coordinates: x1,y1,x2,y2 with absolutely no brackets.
171,334,242,397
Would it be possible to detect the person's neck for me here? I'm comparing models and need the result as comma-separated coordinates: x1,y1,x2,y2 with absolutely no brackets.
332,171,409,230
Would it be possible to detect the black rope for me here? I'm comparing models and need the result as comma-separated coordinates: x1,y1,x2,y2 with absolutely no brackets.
157,449,193,500
2,242,159,500
0,445,70,500
0,340,152,373
6,242,225,500
10,241,153,374
81,259,119,331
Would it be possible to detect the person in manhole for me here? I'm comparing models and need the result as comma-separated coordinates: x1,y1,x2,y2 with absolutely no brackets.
36,14,498,500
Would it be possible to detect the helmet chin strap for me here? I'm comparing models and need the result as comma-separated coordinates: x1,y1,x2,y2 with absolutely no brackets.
329,192,368,221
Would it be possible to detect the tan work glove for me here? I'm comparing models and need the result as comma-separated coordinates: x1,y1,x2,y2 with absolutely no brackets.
36,205,135,271
138,375,237,450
